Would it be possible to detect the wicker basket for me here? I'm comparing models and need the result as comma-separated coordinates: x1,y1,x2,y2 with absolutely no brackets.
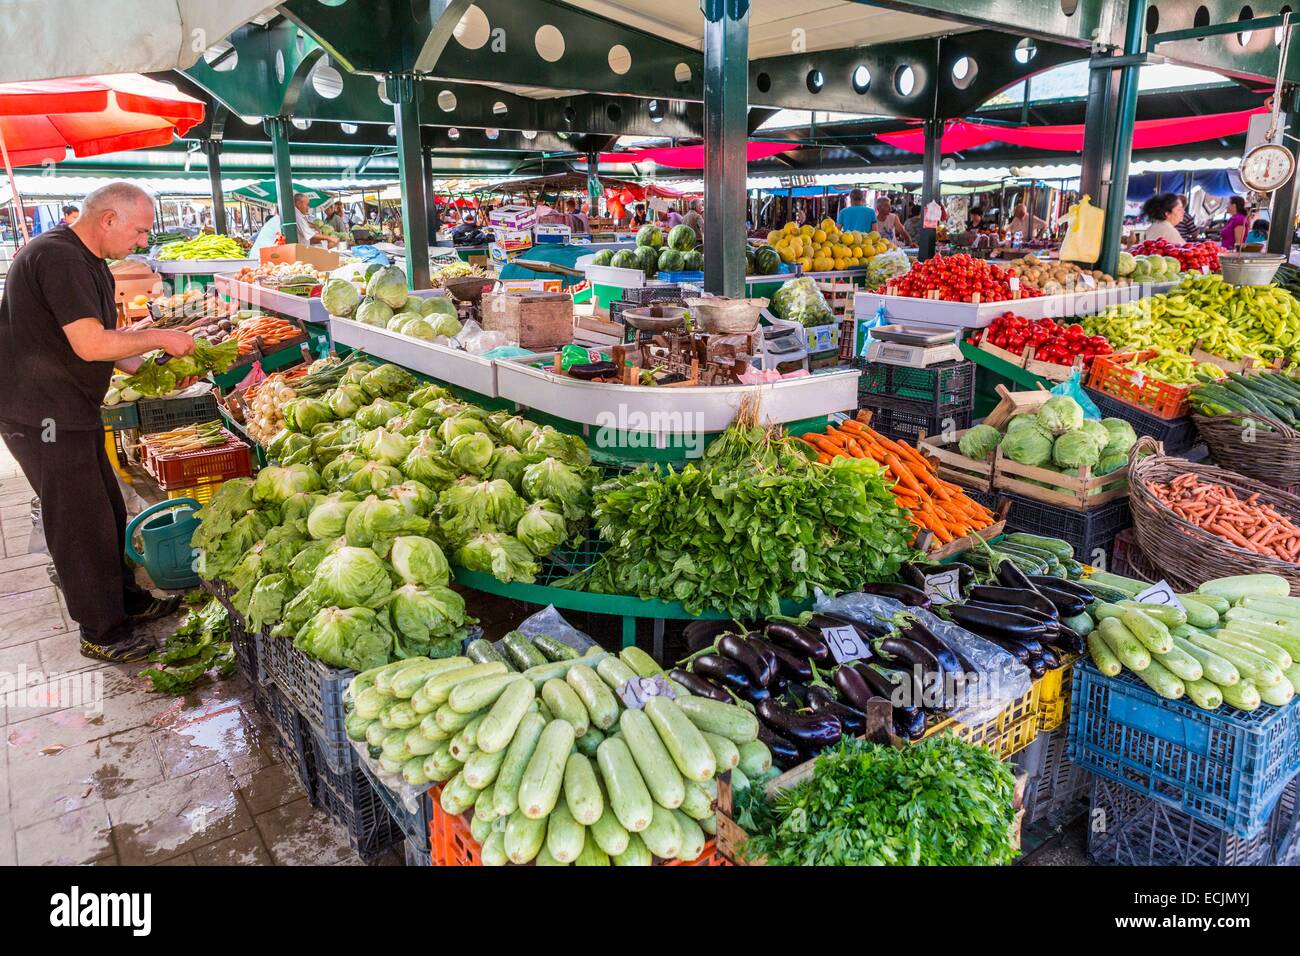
1192,412,1300,486
1128,435,1300,593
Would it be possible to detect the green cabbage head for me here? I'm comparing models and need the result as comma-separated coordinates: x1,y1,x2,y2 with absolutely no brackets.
1036,396,1084,436
957,424,1001,461
310,545,392,608
1100,418,1137,458
1052,430,1102,469
999,424,1054,467
389,536,450,588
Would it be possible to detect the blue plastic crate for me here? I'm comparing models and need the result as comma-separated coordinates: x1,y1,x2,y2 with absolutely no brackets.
656,270,705,283
1068,661,1300,838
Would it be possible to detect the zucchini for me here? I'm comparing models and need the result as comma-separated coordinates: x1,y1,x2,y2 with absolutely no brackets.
679,782,715,821
405,727,441,756
462,745,508,790
423,661,507,707
596,655,640,692
564,752,604,826
702,731,740,771
575,726,605,758
1226,606,1300,630
473,786,500,825
418,712,451,741
1172,637,1239,687
522,652,608,688
532,634,580,662
466,639,510,668
1003,532,1074,560
737,739,772,777
381,728,413,762
639,801,683,860
1084,570,1147,596
449,673,524,715
612,831,654,866
1286,662,1300,693
672,809,706,862
1187,592,1229,616
481,830,509,866
1087,632,1123,677
492,711,547,817
470,810,494,845
1221,619,1300,663
518,718,576,819
378,753,405,774
380,701,420,730
1173,595,1220,630
449,714,486,762
410,683,438,715
345,711,371,742
1197,574,1290,602
1063,612,1094,637
1132,656,1185,700
619,708,686,809
1076,580,1138,605
699,814,716,836
504,809,547,864
542,678,590,737
402,756,432,787
375,658,428,695
1214,629,1294,670
545,796,586,863
439,771,481,815
620,646,663,678
423,743,460,782
696,776,718,800
1117,601,1187,629
1258,674,1294,707
590,793,631,856
435,702,478,734
675,696,759,743
353,686,388,721
567,663,620,730
730,766,751,793
1097,618,1150,672
476,678,536,754
1187,632,1284,687
1183,677,1224,711
366,719,391,749
596,737,654,833
1220,678,1261,712
533,843,567,866
575,839,610,867
502,631,548,670
1152,643,1202,682
645,697,716,783
1121,609,1174,654
1240,596,1300,619
391,657,469,698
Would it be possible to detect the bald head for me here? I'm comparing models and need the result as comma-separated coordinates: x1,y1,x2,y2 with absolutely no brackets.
76,182,155,259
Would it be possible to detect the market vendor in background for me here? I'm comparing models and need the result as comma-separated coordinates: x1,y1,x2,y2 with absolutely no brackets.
1220,195,1249,250
1139,193,1186,245
294,192,339,249
836,188,877,234
951,206,986,246
681,198,704,243
901,203,923,245
0,182,196,663
1008,202,1048,242
874,196,910,245
1175,195,1200,242
324,201,347,235
1245,218,1270,246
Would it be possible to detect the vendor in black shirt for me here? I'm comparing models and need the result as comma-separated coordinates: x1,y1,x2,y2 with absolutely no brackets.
0,182,197,663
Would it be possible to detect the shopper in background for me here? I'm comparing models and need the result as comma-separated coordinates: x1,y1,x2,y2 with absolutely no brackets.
1175,195,1199,242
836,188,878,233
874,196,910,245
565,198,588,233
293,192,338,248
60,205,79,226
1221,195,1249,250
1245,218,1269,245
1008,202,1048,241
666,204,684,228
1140,193,1186,245
901,203,923,244
681,198,704,243
0,183,196,663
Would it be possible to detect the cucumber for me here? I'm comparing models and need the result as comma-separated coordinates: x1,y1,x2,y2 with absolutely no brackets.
1152,643,1203,682
378,754,405,774
521,650,609,688
532,634,580,662
1220,619,1300,663
596,737,654,833
418,712,451,741
537,700,553,722
476,678,537,754
375,657,428,695
545,796,586,863
1172,637,1239,687
435,702,477,734
1287,662,1300,693
1097,618,1150,672
612,831,653,866
675,696,759,743
353,686,388,721
672,809,706,862
645,697,717,783
619,708,686,809
349,659,404,699
366,719,391,748
1132,656,1185,700
391,657,469,698
730,766,751,793
405,727,441,756
567,663,620,730
1184,677,1224,711
590,793,631,856
575,839,610,867
439,772,481,815
564,752,604,826
502,631,548,670
1084,570,1148,596
1173,596,1220,630
679,781,715,821
450,714,486,762
410,684,438,716
449,673,525,715
380,701,420,730
345,711,371,742
466,639,511,668
492,711,547,817
518,718,576,819
698,814,716,836
463,745,508,790
1121,609,1174,653
1241,594,1300,615
424,661,508,707
1258,674,1294,707
1117,601,1187,629
1220,678,1262,712
596,655,640,692
1197,574,1290,602
575,726,605,758
702,731,740,771
481,830,508,866
1003,532,1073,560
639,801,683,859
1087,632,1123,677
402,756,432,787
1076,580,1139,605
423,743,460,782
1214,629,1294,670
737,739,772,777
1064,612,1094,637
504,809,547,863
473,786,500,825
542,678,590,737
620,646,663,678
1187,632,1284,687
1187,592,1229,615
1226,606,1300,630
470,811,494,845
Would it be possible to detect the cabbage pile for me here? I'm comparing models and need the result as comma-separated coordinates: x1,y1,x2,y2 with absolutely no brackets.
321,264,463,341
193,360,600,669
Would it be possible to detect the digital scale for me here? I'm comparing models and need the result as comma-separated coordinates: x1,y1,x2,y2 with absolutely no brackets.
863,325,963,368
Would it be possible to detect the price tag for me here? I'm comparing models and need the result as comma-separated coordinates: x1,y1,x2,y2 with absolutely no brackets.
1201,265,1211,275
1133,580,1185,611
1130,369,1146,389
923,568,963,605
618,675,677,710
1008,276,1021,293
820,625,871,664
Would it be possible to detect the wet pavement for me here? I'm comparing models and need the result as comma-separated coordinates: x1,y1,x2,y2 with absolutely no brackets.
0,445,393,866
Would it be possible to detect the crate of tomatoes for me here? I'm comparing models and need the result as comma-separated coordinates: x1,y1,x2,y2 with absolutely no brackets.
968,312,1113,382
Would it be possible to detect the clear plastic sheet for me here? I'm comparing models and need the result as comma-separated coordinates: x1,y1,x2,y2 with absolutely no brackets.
813,590,1032,726
492,604,597,656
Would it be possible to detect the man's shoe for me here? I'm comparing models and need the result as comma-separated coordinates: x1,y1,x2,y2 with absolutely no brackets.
127,594,182,623
79,635,154,664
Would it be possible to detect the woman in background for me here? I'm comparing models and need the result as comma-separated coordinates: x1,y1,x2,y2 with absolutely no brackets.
1220,195,1249,250
1140,193,1185,245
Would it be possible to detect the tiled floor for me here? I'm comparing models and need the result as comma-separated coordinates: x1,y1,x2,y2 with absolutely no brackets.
0,443,391,866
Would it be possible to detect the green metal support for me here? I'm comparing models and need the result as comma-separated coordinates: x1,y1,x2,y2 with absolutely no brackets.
586,151,601,216
389,74,431,290
1267,103,1300,259
701,0,749,297
203,142,228,234
1079,59,1117,230
267,117,297,243
918,118,941,261
1099,0,1147,277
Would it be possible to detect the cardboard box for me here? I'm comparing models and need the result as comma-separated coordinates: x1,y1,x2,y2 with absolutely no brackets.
481,290,574,350
259,243,341,270
489,204,536,230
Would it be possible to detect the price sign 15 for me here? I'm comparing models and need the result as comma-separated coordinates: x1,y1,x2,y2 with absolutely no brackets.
1133,580,1184,611
820,625,871,664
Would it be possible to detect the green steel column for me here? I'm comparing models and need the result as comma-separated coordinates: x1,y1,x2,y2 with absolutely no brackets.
586,152,601,219
1079,62,1117,212
701,0,749,297
389,74,431,290
1099,0,1148,276
203,141,228,235
918,118,942,261
267,117,297,244
1267,101,1299,259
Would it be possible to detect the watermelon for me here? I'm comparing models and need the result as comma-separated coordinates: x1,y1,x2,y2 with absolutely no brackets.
591,249,614,266
754,245,781,276
667,224,697,252
636,224,663,249
683,250,703,272
610,249,639,270
657,248,686,273
744,247,756,275
634,245,660,278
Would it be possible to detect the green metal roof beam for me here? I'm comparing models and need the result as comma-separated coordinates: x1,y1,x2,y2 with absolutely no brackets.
842,0,1118,47
1148,6,1299,83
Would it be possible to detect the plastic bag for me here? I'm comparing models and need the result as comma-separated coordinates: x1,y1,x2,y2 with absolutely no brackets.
502,605,597,655
865,249,910,289
1050,369,1102,419
1059,194,1104,264
770,276,834,327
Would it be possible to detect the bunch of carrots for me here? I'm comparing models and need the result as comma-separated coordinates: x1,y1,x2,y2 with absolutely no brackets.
1148,473,1300,563
799,416,997,547
231,317,301,355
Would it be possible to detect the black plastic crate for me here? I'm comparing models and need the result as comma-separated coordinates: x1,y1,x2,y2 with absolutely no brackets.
856,360,975,415
358,756,433,851
620,285,687,306
1014,727,1090,828
229,622,263,687
135,392,220,434
404,836,431,866
101,403,140,430
260,632,355,776
861,402,971,446
1108,528,1159,583
307,726,405,861
999,492,1131,568
261,683,315,798
1084,387,1201,457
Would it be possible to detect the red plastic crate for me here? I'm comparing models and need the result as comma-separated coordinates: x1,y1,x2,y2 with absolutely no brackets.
1085,349,1195,420
144,434,252,489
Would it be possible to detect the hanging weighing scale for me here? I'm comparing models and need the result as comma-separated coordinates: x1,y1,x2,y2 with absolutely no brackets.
1240,13,1296,193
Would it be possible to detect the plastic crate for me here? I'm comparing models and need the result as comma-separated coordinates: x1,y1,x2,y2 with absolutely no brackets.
1084,386,1201,456
860,402,972,447
620,285,686,306
229,622,263,686
164,478,225,505
854,359,975,415
101,403,139,430
1085,350,1195,419
1014,727,1090,827
260,633,356,776
308,726,405,860
261,683,315,798
404,836,431,867
144,436,252,490
1036,655,1078,732
1108,527,1158,582
1068,661,1300,838
135,392,220,434
1087,774,1299,865
357,758,433,851
921,679,1040,760
999,492,1130,569
656,270,704,283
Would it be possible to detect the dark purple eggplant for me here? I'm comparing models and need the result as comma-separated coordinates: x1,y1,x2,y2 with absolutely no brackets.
740,683,771,704
683,619,736,654
756,724,801,769
1027,582,1088,617
995,558,1036,591
964,599,1053,625
975,634,1031,664
668,668,730,702
691,654,752,692
807,685,867,735
832,663,879,711
759,638,813,682
1027,654,1047,679
747,636,781,680
756,699,842,750
1047,624,1086,656
895,617,965,674
718,633,772,687
858,582,932,609
876,635,946,676
1039,645,1062,669
783,682,810,706
946,603,1052,639
854,660,902,701
764,622,829,663
967,585,1059,620
895,708,927,739
902,560,974,592
1028,575,1095,603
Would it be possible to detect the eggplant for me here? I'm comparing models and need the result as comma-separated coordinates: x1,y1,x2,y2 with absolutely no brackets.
901,560,974,592
783,682,810,706
1039,645,1062,669
858,582,932,609
718,633,773,687
854,661,902,701
747,636,782,681
683,619,737,654
967,585,1060,620
759,637,813,682
1027,654,1047,679
946,603,1051,639
1028,582,1088,618
1047,623,1086,656
807,685,867,735
832,664,879,711
875,635,945,676
1028,575,1095,603
812,612,891,640
740,683,771,704
995,558,1036,591
979,634,1031,664
756,724,801,769
756,699,842,750
895,617,966,675
895,708,927,740
963,599,1053,625
764,622,830,663
669,668,730,702
691,654,752,692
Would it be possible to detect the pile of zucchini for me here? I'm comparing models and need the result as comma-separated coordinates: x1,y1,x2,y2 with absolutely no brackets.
344,639,774,866
1079,571,1300,711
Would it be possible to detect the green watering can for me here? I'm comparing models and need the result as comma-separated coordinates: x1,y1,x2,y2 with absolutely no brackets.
125,498,202,590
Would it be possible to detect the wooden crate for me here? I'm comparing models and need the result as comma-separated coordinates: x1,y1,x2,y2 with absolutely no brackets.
993,448,1130,510
916,427,995,492
480,290,574,350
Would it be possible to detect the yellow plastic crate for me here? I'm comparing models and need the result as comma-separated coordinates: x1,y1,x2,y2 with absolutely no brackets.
166,477,224,505
1036,655,1079,732
921,680,1041,760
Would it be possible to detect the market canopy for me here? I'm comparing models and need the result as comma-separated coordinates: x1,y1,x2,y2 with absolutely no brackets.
227,180,331,209
596,142,792,169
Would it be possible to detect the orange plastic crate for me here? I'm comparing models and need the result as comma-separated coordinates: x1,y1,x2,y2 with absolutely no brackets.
144,434,252,489
1085,349,1194,420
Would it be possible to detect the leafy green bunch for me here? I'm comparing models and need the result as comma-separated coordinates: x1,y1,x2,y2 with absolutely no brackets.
139,598,235,694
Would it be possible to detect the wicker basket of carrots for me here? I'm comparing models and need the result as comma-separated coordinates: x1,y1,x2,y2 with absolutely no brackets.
798,413,1005,557
1128,435,1300,593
